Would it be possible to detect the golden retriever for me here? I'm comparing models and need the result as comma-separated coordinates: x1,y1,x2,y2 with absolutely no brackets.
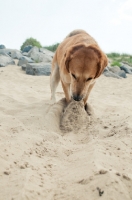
50,29,108,109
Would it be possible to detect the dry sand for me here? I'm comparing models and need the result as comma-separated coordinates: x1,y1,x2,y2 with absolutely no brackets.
0,64,132,200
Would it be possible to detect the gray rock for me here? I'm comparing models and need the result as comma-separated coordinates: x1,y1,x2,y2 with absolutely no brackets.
0,49,6,55
22,52,28,56
0,48,20,56
29,51,52,63
120,65,132,74
27,46,52,63
10,50,23,59
22,45,33,53
121,62,132,70
26,62,51,76
0,55,15,67
103,66,109,72
116,70,127,78
0,51,10,57
103,70,121,79
27,46,39,57
21,64,27,71
108,66,120,73
39,48,54,58
18,56,34,66
0,45,6,49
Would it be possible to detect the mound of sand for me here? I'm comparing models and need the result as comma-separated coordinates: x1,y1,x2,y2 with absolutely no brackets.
0,65,132,200
60,99,94,133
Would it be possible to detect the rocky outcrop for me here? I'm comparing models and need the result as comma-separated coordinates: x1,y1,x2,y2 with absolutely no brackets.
120,65,132,74
103,70,121,79
117,70,127,78
22,45,33,53
18,56,34,66
26,62,51,76
0,46,53,73
108,66,121,73
0,55,15,67
27,47,53,63
10,50,23,59
103,65,127,78
39,48,54,58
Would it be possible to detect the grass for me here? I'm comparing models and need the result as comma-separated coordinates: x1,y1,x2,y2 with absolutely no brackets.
107,52,132,66
111,61,121,67
44,43,59,52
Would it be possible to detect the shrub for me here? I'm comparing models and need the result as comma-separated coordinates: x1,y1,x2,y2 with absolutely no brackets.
44,43,59,52
107,52,120,58
111,61,121,67
20,37,42,51
107,52,132,66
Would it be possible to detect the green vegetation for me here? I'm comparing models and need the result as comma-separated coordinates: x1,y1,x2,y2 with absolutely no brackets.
21,38,42,51
34,59,39,63
107,52,132,66
111,61,121,67
44,43,59,52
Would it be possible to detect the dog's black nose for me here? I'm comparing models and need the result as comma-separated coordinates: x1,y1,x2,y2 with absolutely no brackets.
73,95,83,101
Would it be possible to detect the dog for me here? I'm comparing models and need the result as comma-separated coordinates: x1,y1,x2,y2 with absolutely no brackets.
50,29,108,109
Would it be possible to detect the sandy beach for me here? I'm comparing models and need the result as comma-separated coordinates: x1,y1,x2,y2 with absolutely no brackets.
0,64,132,200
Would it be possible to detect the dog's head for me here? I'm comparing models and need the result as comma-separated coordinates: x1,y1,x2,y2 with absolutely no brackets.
64,44,108,101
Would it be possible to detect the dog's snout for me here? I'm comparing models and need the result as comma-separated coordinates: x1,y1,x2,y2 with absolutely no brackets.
73,95,83,101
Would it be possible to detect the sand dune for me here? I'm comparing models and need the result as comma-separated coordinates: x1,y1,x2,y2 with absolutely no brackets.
0,65,132,200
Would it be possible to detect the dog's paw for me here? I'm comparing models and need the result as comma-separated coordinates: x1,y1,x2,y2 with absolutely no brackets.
85,103,94,116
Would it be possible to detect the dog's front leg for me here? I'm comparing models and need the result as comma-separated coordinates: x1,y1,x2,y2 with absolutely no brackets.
50,64,60,102
83,82,95,105
83,82,95,115
61,81,71,103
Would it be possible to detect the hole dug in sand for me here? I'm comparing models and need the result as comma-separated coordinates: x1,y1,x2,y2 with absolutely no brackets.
60,98,95,133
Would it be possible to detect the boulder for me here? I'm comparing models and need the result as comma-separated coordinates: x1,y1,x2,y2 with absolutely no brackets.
0,45,6,49
103,70,121,79
0,55,15,67
0,49,6,55
120,65,132,74
0,51,10,57
22,52,28,56
0,48,20,56
10,50,23,59
103,67,109,73
116,70,127,78
108,66,120,73
27,46,53,63
29,51,52,63
39,48,54,58
106,66,127,78
22,45,33,53
26,62,51,76
27,46,39,56
121,62,132,70
18,56,34,66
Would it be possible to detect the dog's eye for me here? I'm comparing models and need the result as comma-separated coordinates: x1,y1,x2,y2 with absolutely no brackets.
86,77,92,82
72,74,76,79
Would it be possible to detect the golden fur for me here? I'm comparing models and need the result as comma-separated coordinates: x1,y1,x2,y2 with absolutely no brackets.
50,30,108,106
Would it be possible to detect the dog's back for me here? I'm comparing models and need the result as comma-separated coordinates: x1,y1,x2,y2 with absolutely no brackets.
66,29,88,38
55,30,98,67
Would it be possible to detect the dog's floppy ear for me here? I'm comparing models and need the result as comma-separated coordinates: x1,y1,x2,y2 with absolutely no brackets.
87,44,108,78
64,44,85,72
96,51,108,78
